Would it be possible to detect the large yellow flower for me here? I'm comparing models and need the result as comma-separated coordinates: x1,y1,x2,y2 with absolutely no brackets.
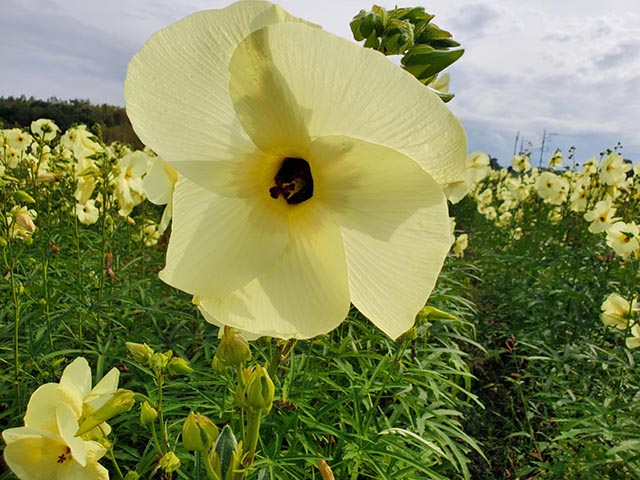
125,1,467,339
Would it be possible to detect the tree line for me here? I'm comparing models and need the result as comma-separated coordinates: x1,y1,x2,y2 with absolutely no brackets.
0,96,143,149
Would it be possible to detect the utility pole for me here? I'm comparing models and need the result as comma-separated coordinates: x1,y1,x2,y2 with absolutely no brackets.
539,130,559,167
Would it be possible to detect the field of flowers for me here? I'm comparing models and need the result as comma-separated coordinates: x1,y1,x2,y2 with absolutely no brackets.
2,2,640,480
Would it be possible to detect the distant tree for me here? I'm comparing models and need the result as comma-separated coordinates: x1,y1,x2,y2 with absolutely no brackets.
0,96,143,149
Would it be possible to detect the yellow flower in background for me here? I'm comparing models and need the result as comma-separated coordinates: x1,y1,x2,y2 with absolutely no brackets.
114,150,150,217
4,128,33,152
601,293,637,330
625,324,640,349
466,151,490,185
548,149,562,168
452,233,468,258
125,0,467,339
142,156,179,234
584,198,620,234
8,206,37,240
30,118,60,141
606,221,640,258
599,153,630,187
534,171,569,205
511,154,531,173
61,125,103,161
76,199,100,225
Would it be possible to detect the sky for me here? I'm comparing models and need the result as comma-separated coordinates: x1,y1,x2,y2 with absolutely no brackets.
2,0,639,165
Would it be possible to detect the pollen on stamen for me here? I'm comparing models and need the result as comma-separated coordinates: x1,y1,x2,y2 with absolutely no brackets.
270,157,314,205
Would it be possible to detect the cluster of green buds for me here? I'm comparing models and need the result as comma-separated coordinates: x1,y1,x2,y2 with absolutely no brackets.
183,413,242,480
125,341,194,376
235,365,275,416
350,5,463,100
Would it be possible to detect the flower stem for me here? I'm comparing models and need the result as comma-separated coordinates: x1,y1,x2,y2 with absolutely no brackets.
242,410,263,474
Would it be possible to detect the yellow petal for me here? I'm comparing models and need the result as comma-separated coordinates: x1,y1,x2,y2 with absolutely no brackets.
228,22,466,188
3,428,66,480
197,201,350,339
309,135,451,339
160,176,289,298
143,157,178,205
85,367,119,410
58,357,91,418
57,403,89,467
125,1,311,189
23,383,61,432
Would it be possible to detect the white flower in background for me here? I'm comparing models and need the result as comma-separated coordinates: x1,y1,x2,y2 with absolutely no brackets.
535,171,568,205
142,156,179,234
4,128,33,152
626,324,640,349
584,198,620,233
606,221,640,258
466,151,490,185
452,233,468,258
3,146,20,169
599,153,630,187
582,157,598,175
31,118,60,141
125,0,467,339
511,154,531,173
114,151,150,217
61,125,103,160
8,206,37,240
548,149,562,168
76,200,100,225
601,293,637,330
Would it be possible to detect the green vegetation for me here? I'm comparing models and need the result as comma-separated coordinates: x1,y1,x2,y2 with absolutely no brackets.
0,96,142,149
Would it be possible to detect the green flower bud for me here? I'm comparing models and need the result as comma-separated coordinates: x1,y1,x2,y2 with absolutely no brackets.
125,342,155,365
182,412,219,453
140,401,158,426
76,389,135,437
167,357,193,376
124,472,140,480
236,366,275,414
150,350,173,372
14,190,36,204
214,326,252,368
159,451,181,473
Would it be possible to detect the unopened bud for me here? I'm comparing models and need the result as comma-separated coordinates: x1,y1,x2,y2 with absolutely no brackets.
124,472,140,480
150,350,173,372
167,357,193,376
140,401,157,426
182,412,219,453
76,389,135,436
214,326,252,368
236,366,274,414
14,190,36,204
125,342,154,365
159,451,181,473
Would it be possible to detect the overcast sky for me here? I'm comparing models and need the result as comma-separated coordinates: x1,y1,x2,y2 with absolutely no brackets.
2,0,639,164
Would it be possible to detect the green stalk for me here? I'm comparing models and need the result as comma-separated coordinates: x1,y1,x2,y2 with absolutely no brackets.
241,410,263,478
74,216,83,342
3,229,23,407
